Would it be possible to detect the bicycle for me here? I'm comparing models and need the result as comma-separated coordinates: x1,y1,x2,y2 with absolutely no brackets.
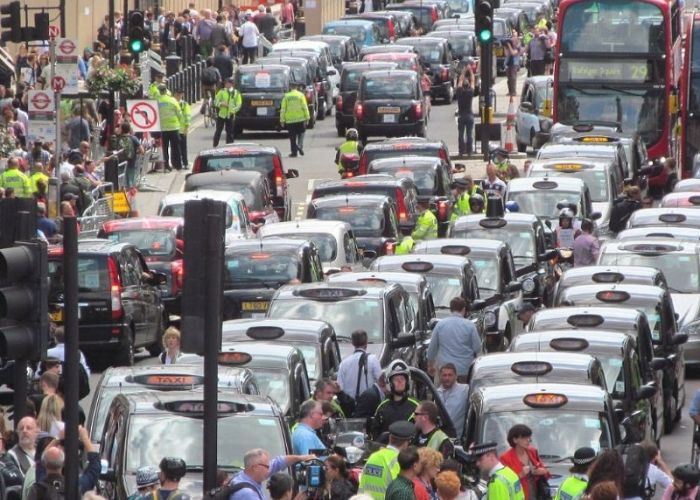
201,86,216,128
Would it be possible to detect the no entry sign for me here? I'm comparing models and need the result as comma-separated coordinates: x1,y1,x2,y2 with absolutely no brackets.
48,25,60,38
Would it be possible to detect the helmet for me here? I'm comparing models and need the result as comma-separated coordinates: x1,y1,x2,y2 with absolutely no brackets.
673,464,700,485
559,208,574,220
159,457,187,482
470,193,485,211
505,201,520,212
385,359,410,393
346,128,359,141
136,465,160,488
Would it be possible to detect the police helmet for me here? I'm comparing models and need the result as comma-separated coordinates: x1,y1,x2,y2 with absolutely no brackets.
505,201,520,212
346,128,359,141
159,457,187,481
385,360,410,392
157,84,168,94
559,208,574,220
470,193,485,211
490,147,509,160
673,464,700,486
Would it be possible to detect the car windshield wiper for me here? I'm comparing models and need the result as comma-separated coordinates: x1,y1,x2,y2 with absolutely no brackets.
601,84,641,97
665,285,687,294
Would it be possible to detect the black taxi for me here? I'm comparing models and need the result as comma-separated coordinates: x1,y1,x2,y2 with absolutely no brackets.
556,284,687,433
396,36,457,102
413,238,524,348
617,226,700,241
359,137,452,174
221,318,341,383
627,208,700,230
87,365,259,446
267,282,419,367
189,142,299,222
99,390,291,499
367,156,454,235
463,383,622,492
235,63,291,134
222,239,324,320
511,330,665,443
451,213,557,306
306,194,402,256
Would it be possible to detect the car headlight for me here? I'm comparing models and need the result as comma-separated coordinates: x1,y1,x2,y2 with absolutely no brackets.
522,278,536,293
680,320,700,336
484,310,498,329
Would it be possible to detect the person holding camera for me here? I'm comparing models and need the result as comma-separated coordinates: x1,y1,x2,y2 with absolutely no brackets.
504,30,523,97
229,449,317,500
323,455,356,500
455,67,475,157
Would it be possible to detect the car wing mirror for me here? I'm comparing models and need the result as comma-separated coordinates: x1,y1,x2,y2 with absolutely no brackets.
590,211,602,221
538,249,557,261
673,333,689,345
635,383,657,400
391,333,416,349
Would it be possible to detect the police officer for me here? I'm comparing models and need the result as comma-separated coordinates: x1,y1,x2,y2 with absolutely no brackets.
335,128,363,175
554,447,596,500
0,157,31,198
412,199,438,241
148,72,167,100
213,77,242,147
280,82,310,157
450,178,472,222
492,148,518,181
157,84,184,171
174,89,191,170
414,400,453,459
394,236,415,255
358,421,415,500
471,442,525,500
372,360,419,440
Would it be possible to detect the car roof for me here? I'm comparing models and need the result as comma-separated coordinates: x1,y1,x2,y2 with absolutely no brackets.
601,238,698,255
364,52,419,60
99,364,253,389
674,179,700,192
261,220,352,235
74,238,131,254
101,217,183,232
362,69,419,78
327,270,427,291
628,208,700,227
399,36,448,45
616,226,700,241
661,192,700,207
303,34,352,42
372,253,472,270
325,19,376,27
475,382,609,412
559,284,666,304
559,265,665,287
225,238,308,253
118,389,279,415
274,40,329,51
537,143,619,158
160,189,246,205
342,62,399,71
222,318,334,343
452,212,540,231
512,329,631,352
530,306,646,326
184,170,264,188
317,175,412,189
238,63,290,72
218,342,306,371
508,176,586,192
369,156,442,168
529,158,611,172
196,142,278,157
471,351,599,372
524,75,554,86
413,238,507,257
364,137,446,150
311,194,392,207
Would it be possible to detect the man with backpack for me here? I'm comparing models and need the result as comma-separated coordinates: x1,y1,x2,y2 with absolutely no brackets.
336,330,382,416
620,443,672,500
26,446,65,500
157,457,191,500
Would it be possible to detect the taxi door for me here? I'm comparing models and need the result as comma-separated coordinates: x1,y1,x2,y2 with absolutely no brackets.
99,402,128,499
623,348,656,443
498,248,524,338
388,292,417,365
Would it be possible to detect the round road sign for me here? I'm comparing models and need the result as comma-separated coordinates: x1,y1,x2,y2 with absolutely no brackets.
51,76,66,93
31,92,51,111
58,39,76,55
129,101,159,130
48,25,60,38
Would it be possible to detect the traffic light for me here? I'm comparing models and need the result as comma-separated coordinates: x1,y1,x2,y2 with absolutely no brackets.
127,10,147,55
0,1,22,44
34,13,50,41
475,0,494,44
0,241,48,361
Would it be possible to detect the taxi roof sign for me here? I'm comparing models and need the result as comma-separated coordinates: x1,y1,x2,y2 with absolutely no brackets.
567,314,604,328
532,181,558,190
357,277,388,284
217,352,253,365
659,213,687,223
479,218,507,229
592,272,625,284
402,261,435,272
552,163,587,171
440,245,470,256
621,243,678,254
511,361,552,376
246,326,285,340
596,290,630,303
160,401,254,414
523,393,568,408
574,136,618,143
129,374,204,388
572,124,595,132
295,288,366,300
549,338,590,351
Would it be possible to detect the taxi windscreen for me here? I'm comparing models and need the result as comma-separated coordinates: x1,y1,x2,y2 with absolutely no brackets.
268,298,384,343
126,414,286,472
508,191,582,220
200,153,275,176
425,275,463,309
324,25,367,44
224,251,299,288
314,206,385,237
481,410,613,458
532,168,608,203
251,369,291,412
471,257,499,298
264,233,338,262
49,256,108,294
104,229,176,258
599,253,699,293
370,165,435,195
452,228,535,266
362,75,416,100
238,69,288,92
190,184,263,211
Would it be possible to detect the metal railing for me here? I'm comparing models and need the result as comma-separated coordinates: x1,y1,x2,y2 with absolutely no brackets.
78,182,115,238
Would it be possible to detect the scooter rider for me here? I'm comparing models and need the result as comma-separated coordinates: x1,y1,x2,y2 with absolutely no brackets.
555,208,580,248
336,128,363,176
469,193,486,214
371,360,419,440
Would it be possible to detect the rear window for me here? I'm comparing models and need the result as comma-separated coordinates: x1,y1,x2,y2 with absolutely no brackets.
316,184,393,201
238,70,288,92
104,229,176,258
224,251,300,287
201,153,275,176
265,233,338,262
324,25,367,44
364,148,440,165
314,205,385,237
188,184,263,211
411,44,443,64
49,256,109,293
341,69,366,91
362,75,416,99
370,165,435,194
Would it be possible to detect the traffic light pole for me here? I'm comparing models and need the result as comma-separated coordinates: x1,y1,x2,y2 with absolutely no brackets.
480,42,492,161
62,216,80,500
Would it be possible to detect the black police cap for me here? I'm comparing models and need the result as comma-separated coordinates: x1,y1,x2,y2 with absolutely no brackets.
572,447,597,466
468,441,498,457
389,421,416,440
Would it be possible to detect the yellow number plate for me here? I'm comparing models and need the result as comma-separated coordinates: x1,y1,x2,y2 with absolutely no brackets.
378,106,401,113
241,301,269,312
50,309,63,322
495,47,505,56
251,100,273,106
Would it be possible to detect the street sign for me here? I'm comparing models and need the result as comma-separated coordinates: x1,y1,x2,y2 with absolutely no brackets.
48,25,59,38
51,76,65,93
126,100,161,132
54,38,79,94
27,90,56,143
28,91,53,113
57,38,77,58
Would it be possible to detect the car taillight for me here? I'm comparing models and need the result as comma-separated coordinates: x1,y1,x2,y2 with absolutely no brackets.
396,188,408,222
108,257,122,321
431,7,438,23
359,154,368,175
192,157,202,174
438,200,448,220
413,102,423,119
272,155,284,196
388,19,395,39
385,241,396,255
440,68,449,81
306,89,314,102
171,260,184,293
354,102,364,120
337,95,343,111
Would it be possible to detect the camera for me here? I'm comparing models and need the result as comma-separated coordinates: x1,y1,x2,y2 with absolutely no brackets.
294,458,326,492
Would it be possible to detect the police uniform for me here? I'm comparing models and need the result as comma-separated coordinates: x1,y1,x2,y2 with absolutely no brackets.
213,83,242,147
157,85,184,171
554,447,596,500
412,208,438,240
359,421,415,500
415,427,453,459
336,139,361,174
470,442,525,500
280,85,311,157
177,94,192,168
0,165,31,198
450,178,485,222
394,236,415,255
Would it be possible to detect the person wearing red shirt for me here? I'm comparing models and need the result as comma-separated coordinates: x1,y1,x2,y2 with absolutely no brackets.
499,425,551,500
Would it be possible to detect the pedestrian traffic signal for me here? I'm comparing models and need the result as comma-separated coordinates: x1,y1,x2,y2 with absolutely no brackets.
0,1,22,44
475,0,494,44
0,241,48,361
127,10,147,54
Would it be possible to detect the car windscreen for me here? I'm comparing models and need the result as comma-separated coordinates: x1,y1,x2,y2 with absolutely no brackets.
314,205,385,237
49,256,108,294
471,257,499,298
250,369,291,413
342,68,368,91
424,274,463,309
126,414,286,472
268,298,384,342
224,251,299,288
481,410,612,458
189,184,263,211
201,153,275,176
369,165,435,195
264,233,338,262
452,227,535,267
324,25,368,45
238,69,288,92
411,44,443,64
599,252,700,293
361,75,416,100
104,229,176,258
364,148,440,165
508,190,582,220
532,168,608,203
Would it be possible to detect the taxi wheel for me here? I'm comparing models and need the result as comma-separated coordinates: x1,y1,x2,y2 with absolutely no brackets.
318,101,326,120
308,111,316,129
117,327,136,366
444,85,454,104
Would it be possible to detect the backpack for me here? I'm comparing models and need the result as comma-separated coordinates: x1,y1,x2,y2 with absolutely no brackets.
206,482,258,499
58,362,90,400
201,67,220,86
619,443,651,499
32,478,65,500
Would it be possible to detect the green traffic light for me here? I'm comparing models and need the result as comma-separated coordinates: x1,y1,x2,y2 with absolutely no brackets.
130,39,144,53
479,29,492,42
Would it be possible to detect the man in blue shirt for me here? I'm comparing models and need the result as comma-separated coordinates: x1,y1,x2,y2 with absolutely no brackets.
292,400,327,455
229,449,316,500
690,388,700,425
427,296,481,380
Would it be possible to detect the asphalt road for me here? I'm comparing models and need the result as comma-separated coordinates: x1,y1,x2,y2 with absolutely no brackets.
81,66,700,473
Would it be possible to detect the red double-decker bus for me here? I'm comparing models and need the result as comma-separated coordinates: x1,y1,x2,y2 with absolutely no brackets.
679,12,700,178
553,0,682,162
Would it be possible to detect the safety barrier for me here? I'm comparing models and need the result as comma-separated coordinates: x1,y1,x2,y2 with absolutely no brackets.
78,182,115,238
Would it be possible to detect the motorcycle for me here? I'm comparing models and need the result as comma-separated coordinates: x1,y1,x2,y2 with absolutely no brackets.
552,247,574,279
339,153,360,179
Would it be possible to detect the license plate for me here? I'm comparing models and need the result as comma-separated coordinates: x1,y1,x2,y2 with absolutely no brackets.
383,114,397,123
50,309,63,322
378,106,401,113
257,107,268,116
241,301,269,312
251,100,273,106
495,47,505,56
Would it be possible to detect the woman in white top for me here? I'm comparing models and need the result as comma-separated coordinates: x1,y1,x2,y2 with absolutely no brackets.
160,326,183,364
